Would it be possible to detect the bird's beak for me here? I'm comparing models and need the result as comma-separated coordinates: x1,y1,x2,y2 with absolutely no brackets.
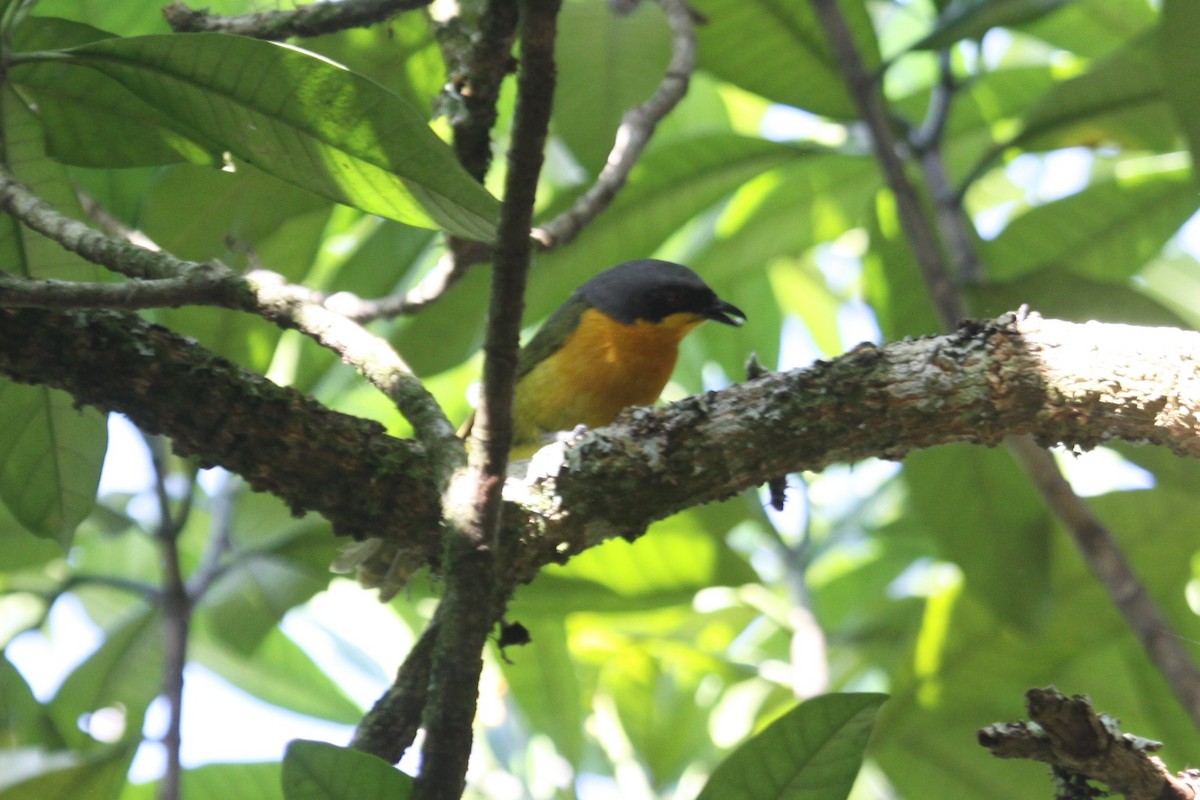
706,298,746,327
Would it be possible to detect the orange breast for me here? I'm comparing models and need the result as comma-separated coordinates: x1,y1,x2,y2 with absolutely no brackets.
512,308,703,443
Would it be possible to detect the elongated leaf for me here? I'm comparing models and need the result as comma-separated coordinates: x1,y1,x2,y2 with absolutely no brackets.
0,742,134,800
553,0,671,173
50,607,161,750
1022,0,1154,57
905,445,1052,627
282,740,412,800
690,0,878,118
11,16,218,167
1014,32,1175,153
696,693,886,800
0,382,105,543
1160,0,1200,174
190,626,361,725
119,762,283,800
17,34,498,240
980,168,1197,282
911,0,1071,50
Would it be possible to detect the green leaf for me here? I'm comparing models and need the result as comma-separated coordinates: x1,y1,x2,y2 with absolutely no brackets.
1014,32,1175,153
553,0,671,173
1160,0,1200,174
21,34,498,240
282,740,413,800
695,693,886,800
50,607,161,750
905,446,1052,627
969,271,1188,328
911,0,1072,51
191,625,361,725
0,382,106,543
0,652,57,749
119,761,283,800
530,135,816,314
980,167,1196,282
0,742,135,800
1022,0,1154,57
11,16,218,167
689,0,879,119
499,617,585,765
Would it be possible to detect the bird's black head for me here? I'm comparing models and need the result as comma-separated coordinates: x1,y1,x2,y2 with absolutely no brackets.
576,259,746,327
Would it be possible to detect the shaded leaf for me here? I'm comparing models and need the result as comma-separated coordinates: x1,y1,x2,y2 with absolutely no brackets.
282,740,412,800
980,167,1196,282
911,0,1071,51
905,446,1052,627
0,742,134,800
1160,0,1200,173
0,382,105,544
190,626,361,725
695,693,886,800
119,761,283,800
50,607,161,750
1014,32,1175,153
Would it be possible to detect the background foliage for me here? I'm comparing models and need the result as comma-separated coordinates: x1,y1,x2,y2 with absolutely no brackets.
1,0,1199,798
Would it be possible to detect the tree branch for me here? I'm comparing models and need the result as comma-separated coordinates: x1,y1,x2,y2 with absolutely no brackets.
0,167,461,483
0,306,444,550
161,0,432,38
532,0,699,249
979,688,1200,800
1008,437,1200,730
808,0,964,326
415,1,561,797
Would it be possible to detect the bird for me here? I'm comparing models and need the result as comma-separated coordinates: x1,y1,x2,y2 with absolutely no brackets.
341,259,745,597
463,258,746,450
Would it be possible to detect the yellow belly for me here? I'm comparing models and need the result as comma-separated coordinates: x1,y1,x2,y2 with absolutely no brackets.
512,308,702,444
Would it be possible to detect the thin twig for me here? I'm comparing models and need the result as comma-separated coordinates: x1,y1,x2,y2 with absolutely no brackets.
532,0,698,249
0,167,461,486
162,0,432,39
1008,439,1200,729
810,0,1200,738
809,0,964,326
144,434,193,800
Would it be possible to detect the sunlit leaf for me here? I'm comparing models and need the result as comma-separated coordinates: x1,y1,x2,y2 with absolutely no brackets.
15,34,499,239
690,0,878,119
119,761,283,800
695,693,886,800
980,168,1196,282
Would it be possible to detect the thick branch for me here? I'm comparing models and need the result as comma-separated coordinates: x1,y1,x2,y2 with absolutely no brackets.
0,306,443,549
510,312,1200,580
979,688,1200,800
162,0,432,38
5,310,1200,586
0,168,460,481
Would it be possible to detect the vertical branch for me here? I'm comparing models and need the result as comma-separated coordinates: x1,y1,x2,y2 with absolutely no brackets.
415,1,562,798
811,0,1200,731
809,0,963,328
145,435,194,800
